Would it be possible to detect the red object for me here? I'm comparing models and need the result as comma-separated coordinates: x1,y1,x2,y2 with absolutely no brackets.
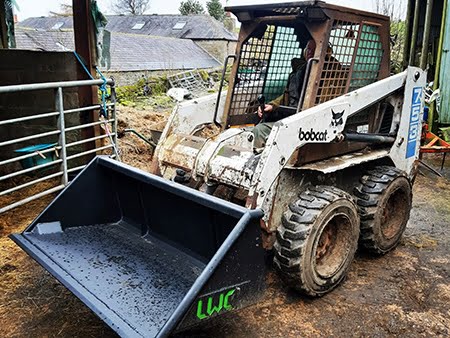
421,125,450,153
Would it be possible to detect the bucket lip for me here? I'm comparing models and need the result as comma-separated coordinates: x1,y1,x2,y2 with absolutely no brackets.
15,143,57,153
97,156,263,219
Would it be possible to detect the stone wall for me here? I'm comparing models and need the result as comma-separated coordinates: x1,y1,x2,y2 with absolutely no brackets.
194,40,237,63
104,70,170,87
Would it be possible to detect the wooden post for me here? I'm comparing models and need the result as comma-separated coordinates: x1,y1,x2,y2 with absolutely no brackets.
72,0,100,158
0,0,8,48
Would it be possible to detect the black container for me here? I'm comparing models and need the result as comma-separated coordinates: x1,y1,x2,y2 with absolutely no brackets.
11,156,266,338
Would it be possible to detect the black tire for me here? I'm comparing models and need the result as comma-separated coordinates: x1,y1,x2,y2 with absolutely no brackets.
354,166,412,255
273,186,360,297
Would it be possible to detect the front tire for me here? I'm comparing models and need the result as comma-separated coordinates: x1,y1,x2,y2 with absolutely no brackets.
273,186,360,296
354,166,412,254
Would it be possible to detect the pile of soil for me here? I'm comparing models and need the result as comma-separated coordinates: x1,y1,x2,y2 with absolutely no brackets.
116,105,170,172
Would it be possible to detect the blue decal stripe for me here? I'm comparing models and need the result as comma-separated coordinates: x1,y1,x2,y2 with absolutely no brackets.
406,87,422,159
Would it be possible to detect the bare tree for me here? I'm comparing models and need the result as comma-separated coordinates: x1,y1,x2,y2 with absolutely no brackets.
50,1,73,17
372,0,407,21
373,0,407,73
112,0,150,15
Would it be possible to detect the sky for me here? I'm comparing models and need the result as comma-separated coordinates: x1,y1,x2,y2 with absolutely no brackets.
15,0,392,21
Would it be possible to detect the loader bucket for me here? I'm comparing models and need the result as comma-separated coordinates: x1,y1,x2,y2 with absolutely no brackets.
11,156,266,338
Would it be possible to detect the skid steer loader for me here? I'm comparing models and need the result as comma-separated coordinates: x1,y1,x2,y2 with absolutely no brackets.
12,1,425,337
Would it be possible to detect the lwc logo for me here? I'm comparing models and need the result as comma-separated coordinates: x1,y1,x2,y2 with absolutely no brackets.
196,289,236,320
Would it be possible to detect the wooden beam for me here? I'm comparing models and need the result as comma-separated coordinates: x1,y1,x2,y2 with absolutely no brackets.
72,0,100,158
0,0,8,48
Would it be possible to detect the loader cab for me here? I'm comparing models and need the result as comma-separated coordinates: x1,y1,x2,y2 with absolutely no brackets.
227,22,314,127
224,1,391,130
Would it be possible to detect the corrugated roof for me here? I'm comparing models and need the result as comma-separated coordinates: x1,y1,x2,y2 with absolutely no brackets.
15,28,221,72
18,14,238,41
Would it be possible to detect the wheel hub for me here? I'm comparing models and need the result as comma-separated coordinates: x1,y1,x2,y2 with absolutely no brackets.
380,187,408,240
315,214,352,279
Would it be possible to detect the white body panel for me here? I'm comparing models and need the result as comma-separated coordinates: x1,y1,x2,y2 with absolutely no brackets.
154,67,426,222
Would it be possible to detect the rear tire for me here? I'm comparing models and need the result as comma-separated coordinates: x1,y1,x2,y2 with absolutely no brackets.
273,186,359,297
354,166,412,255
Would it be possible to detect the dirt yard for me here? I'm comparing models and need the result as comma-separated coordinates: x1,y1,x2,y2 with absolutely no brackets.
0,103,449,337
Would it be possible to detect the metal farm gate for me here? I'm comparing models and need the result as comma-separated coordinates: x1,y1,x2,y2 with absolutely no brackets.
0,79,118,214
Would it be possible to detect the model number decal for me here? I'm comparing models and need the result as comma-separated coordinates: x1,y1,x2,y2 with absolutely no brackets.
406,87,422,159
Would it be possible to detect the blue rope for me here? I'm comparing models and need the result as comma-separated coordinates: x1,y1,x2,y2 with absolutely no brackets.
73,51,108,118
95,66,108,118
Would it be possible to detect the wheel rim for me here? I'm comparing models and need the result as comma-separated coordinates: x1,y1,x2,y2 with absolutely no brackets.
380,187,408,240
315,213,353,279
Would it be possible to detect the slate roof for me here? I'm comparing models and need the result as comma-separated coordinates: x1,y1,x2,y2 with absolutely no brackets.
15,28,221,72
18,14,238,41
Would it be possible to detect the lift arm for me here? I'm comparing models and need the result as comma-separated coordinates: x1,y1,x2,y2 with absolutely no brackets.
251,67,426,216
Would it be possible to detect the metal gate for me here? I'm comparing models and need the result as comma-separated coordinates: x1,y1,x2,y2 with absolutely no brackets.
0,79,118,214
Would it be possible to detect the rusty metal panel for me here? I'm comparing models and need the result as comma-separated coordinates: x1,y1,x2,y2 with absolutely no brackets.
295,148,390,173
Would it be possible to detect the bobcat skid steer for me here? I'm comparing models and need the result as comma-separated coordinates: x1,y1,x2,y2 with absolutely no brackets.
12,2,426,337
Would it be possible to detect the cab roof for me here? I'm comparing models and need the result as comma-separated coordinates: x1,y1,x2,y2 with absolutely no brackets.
225,1,389,23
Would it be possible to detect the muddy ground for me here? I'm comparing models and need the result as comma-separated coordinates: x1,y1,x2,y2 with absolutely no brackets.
0,103,449,337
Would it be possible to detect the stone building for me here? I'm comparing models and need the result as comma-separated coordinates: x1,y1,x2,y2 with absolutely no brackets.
18,14,238,62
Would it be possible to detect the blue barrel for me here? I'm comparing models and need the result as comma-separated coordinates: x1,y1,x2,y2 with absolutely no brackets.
14,143,57,169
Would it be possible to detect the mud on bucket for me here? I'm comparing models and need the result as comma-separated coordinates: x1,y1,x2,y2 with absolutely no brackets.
11,156,266,337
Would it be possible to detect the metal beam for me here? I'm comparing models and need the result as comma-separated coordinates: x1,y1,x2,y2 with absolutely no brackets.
428,0,447,130
403,0,414,68
420,0,435,69
409,0,421,66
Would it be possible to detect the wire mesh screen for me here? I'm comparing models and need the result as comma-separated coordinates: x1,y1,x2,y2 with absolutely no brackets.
168,70,208,98
264,27,302,102
316,20,359,105
349,24,383,91
228,25,302,123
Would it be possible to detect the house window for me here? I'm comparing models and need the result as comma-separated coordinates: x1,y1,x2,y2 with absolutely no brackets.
51,22,64,30
132,22,145,30
173,21,187,30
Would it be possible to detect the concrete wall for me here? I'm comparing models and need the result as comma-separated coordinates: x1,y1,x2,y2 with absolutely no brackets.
0,50,83,176
194,40,237,63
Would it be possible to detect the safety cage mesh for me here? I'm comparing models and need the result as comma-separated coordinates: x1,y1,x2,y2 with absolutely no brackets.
227,20,384,125
228,25,303,124
316,20,359,104
349,24,383,91
316,20,383,104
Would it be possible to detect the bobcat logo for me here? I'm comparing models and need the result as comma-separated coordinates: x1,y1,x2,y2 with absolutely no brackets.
331,109,345,127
